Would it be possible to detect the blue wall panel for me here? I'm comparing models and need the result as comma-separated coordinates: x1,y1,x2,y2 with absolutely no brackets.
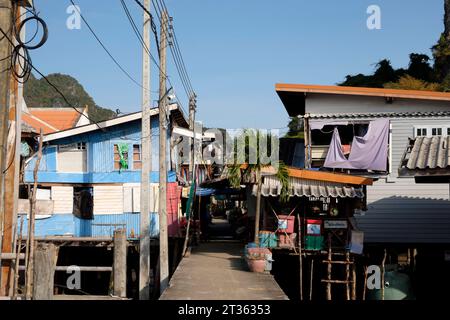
19,213,161,239
25,116,175,184
24,171,177,184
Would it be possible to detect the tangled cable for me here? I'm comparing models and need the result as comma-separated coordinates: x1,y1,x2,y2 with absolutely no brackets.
10,4,48,83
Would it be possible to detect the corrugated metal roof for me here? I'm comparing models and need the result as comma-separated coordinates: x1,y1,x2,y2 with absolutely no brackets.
254,176,364,198
307,111,450,119
406,136,450,170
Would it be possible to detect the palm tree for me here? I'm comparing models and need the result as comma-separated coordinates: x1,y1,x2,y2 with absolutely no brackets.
227,129,290,244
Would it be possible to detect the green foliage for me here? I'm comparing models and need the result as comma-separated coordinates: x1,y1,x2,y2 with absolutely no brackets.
339,59,398,88
226,129,290,203
24,73,117,123
285,117,304,139
339,55,436,89
433,33,450,82
384,75,441,91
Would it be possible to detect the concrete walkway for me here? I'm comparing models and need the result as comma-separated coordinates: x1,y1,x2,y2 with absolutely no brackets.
159,240,288,300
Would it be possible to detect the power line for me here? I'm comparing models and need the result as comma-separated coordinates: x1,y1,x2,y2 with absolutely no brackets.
152,0,193,97
0,26,103,130
136,0,195,101
69,0,147,93
157,0,194,93
157,0,194,94
126,0,188,114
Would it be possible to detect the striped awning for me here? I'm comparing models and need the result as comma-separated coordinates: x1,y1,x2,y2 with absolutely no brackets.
253,176,365,198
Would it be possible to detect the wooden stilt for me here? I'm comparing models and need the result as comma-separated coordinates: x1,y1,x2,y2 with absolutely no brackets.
297,214,303,301
362,265,368,301
351,258,356,300
381,249,387,301
345,252,350,300
32,243,58,300
113,229,127,298
12,215,23,299
326,240,332,300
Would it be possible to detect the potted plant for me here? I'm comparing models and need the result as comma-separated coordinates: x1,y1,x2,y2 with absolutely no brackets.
245,252,266,273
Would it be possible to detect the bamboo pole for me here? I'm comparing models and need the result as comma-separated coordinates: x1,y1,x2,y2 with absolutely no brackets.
297,214,303,301
25,130,43,299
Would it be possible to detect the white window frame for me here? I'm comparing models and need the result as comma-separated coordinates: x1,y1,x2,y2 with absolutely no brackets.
413,125,450,138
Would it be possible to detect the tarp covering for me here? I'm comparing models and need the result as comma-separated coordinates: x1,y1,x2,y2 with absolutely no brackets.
324,119,389,171
253,176,364,198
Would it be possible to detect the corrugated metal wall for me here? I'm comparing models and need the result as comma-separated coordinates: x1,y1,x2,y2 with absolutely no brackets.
355,117,450,244
305,93,450,244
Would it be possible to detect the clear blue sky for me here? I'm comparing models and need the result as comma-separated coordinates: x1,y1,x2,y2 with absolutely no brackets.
29,0,443,130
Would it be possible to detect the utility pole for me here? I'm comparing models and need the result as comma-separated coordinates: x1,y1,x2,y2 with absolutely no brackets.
139,0,151,300
158,9,169,295
188,94,197,181
0,0,13,296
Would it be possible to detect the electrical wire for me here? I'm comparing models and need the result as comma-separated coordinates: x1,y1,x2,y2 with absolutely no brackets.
0,26,104,131
152,0,192,99
133,0,194,106
125,0,188,115
155,0,194,94
69,0,149,93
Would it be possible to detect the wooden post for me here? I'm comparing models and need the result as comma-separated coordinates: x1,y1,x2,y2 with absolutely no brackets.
297,214,303,301
254,170,262,244
309,257,314,301
0,0,13,296
158,9,169,295
113,229,127,298
12,215,23,299
326,239,332,300
381,249,387,301
32,243,58,300
351,259,356,300
345,252,350,300
139,0,152,300
25,130,43,299
362,265,368,301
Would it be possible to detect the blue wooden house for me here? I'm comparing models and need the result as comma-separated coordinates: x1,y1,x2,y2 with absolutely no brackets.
20,104,189,239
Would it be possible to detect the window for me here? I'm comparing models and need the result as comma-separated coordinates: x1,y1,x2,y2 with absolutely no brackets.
414,126,450,138
432,128,442,136
416,128,427,137
114,144,129,171
58,143,87,172
133,144,142,170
